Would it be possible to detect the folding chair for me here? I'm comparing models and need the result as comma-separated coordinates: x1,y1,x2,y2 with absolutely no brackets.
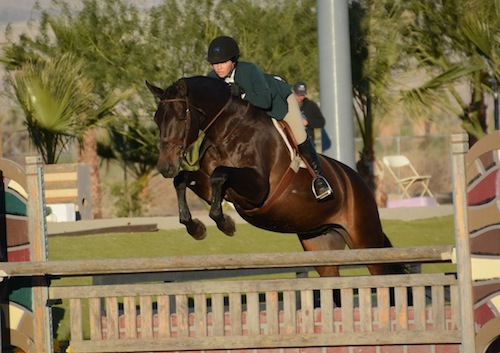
382,155,434,198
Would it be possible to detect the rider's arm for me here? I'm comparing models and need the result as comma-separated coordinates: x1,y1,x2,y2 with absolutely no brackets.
235,62,272,110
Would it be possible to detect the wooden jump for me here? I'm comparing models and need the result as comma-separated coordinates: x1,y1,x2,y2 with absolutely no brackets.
1,132,500,353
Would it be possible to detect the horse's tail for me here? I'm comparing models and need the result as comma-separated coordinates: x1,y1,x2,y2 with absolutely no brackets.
383,233,414,274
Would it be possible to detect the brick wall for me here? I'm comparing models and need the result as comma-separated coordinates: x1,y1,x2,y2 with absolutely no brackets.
100,306,461,353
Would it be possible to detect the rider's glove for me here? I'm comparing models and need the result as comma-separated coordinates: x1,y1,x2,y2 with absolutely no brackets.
229,83,244,97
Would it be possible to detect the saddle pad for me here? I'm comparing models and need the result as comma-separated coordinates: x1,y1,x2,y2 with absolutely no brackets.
272,119,306,170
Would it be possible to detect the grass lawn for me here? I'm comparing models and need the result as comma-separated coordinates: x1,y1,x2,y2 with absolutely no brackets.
48,214,456,342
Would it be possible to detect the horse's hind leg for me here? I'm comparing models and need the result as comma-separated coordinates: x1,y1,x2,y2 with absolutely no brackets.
174,171,207,240
208,168,235,236
298,229,346,307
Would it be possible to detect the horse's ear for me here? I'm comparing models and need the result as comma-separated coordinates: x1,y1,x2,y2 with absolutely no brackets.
145,81,164,99
177,78,189,97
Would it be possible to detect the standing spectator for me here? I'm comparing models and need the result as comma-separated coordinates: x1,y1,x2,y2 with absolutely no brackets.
293,81,331,151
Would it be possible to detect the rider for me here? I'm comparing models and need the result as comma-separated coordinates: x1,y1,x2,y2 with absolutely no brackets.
206,35,333,200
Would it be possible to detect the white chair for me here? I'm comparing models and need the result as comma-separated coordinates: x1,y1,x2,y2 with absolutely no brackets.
382,155,434,198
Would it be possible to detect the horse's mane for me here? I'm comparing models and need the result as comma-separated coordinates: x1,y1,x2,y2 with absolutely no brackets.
162,80,179,99
163,76,230,101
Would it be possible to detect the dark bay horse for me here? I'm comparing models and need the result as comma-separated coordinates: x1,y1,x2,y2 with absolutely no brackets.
146,76,406,280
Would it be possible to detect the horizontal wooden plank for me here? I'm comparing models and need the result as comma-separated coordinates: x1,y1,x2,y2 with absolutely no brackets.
45,197,79,205
44,171,78,182
44,164,79,173
70,330,462,352
45,189,78,199
49,273,457,299
1,246,455,277
44,180,78,190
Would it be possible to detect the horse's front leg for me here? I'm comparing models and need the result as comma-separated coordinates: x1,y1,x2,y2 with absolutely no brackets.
209,168,236,236
174,171,207,240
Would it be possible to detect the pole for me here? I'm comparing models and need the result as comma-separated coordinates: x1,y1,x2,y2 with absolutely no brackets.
494,81,499,131
316,0,355,169
25,156,53,353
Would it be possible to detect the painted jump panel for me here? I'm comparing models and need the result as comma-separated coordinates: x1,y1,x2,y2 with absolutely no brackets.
463,132,500,353
0,156,52,353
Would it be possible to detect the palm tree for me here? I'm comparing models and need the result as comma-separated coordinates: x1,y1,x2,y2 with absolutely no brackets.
6,51,131,218
9,54,92,164
401,0,500,146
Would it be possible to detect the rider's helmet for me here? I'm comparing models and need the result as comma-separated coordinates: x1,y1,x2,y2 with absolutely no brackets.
207,36,240,64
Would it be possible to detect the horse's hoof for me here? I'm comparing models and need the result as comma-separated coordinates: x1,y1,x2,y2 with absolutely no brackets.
187,219,207,240
220,214,236,236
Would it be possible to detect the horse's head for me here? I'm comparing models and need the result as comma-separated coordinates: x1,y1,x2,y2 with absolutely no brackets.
147,77,233,178
146,78,203,178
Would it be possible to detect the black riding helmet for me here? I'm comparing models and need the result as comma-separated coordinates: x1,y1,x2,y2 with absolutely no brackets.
207,36,240,64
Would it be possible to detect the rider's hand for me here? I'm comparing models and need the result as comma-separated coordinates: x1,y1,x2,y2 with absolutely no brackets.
229,83,244,97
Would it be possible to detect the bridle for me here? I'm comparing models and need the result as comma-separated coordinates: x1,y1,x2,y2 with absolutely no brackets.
158,95,232,159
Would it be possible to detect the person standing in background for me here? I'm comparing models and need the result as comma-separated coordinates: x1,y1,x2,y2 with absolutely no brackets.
293,81,331,152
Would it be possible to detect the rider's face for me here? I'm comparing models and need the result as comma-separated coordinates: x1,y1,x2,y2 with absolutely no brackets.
212,60,235,79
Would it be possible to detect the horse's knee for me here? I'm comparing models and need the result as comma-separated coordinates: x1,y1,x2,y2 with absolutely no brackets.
211,171,228,184
209,203,222,219
174,171,189,188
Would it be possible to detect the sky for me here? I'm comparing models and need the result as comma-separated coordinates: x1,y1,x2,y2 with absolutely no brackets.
0,0,163,25
0,0,52,24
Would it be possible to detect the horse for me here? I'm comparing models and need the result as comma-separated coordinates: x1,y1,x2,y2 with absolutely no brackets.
146,76,407,293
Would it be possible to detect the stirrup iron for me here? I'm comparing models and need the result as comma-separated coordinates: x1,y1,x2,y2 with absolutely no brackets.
312,176,333,200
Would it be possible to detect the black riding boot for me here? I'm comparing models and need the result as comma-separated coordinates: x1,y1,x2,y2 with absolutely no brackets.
298,138,333,200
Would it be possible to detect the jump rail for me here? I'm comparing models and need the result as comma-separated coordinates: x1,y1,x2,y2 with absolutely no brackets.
0,246,454,277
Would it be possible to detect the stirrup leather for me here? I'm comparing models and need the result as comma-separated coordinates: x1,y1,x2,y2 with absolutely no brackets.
312,176,333,200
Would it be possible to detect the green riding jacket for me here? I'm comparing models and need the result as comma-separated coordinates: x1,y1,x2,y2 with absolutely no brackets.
207,61,291,120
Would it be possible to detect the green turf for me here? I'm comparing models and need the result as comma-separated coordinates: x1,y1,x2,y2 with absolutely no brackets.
48,214,456,342
48,215,455,260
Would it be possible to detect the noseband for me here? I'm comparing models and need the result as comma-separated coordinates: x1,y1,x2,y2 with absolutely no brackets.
158,96,232,159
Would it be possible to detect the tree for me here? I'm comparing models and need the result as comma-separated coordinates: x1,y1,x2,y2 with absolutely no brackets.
349,0,407,206
217,0,318,82
401,0,500,146
98,112,159,216
8,54,92,164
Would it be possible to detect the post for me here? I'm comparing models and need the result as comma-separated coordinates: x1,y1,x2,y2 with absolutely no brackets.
25,156,52,353
316,0,356,169
450,134,475,353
